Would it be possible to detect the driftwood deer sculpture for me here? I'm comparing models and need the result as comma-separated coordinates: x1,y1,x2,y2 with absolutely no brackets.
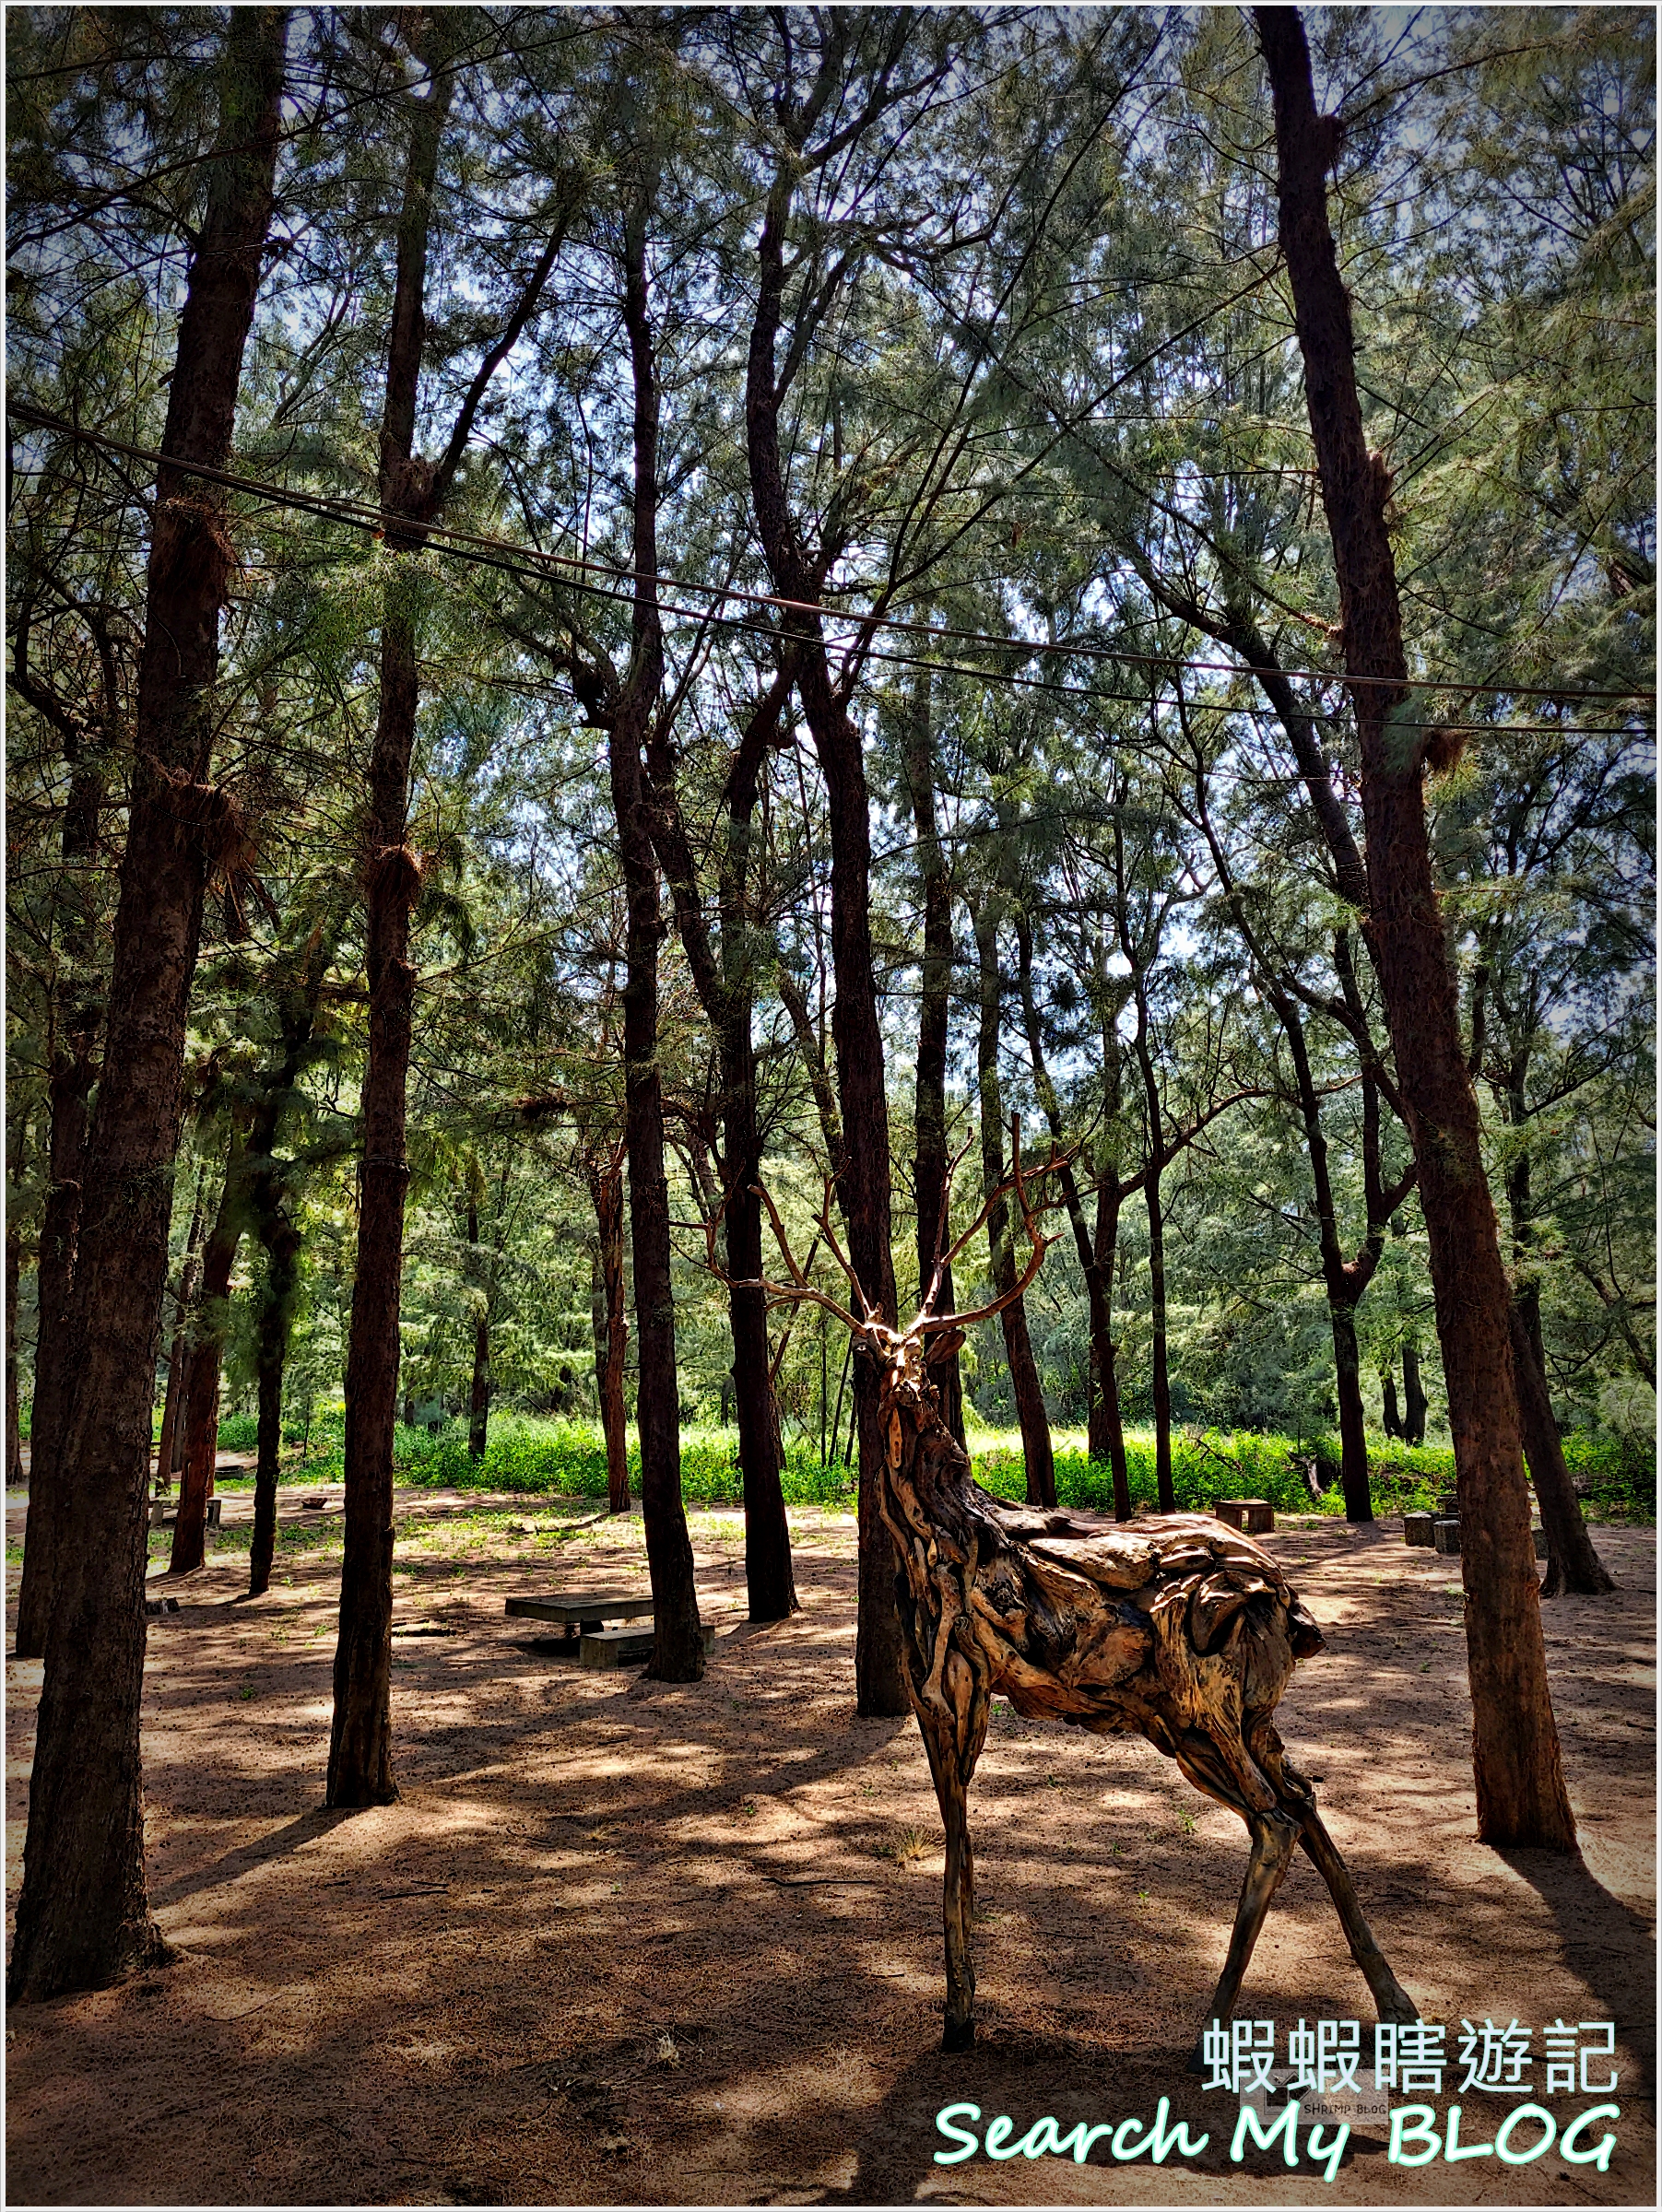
739,1135,1417,2053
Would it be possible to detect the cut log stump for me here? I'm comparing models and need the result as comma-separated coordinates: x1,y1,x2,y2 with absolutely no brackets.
1213,1498,1275,1535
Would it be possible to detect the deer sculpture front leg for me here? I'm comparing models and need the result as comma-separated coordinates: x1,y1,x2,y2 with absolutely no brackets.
912,1644,989,2049
883,1408,994,2051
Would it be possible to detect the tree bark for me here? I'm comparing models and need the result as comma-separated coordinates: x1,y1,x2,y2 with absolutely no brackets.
6,1206,21,1491
1143,1157,1174,1513
152,1168,208,1497
902,651,966,1448
1492,1043,1610,1593
329,29,458,1808
1401,1345,1428,1447
1382,1371,1403,1439
586,1158,631,1512
1256,3,1574,1849
611,186,702,1680
747,160,905,1714
170,1124,245,1575
15,748,104,1653
466,1195,489,1461
646,666,798,1619
972,899,1055,1507
1015,916,1127,1515
1091,1182,1132,1513
248,1211,300,1599
1510,1308,1615,1597
7,7,287,2003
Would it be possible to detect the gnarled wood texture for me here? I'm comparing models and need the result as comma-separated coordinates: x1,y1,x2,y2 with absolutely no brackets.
871,1329,1417,2051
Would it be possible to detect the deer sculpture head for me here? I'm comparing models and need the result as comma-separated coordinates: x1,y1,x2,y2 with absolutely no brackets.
723,1128,1417,2054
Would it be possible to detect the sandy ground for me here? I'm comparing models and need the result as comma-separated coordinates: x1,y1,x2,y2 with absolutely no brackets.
5,1500,1656,2207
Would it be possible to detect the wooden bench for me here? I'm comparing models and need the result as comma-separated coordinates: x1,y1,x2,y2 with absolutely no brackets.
580,1622,716,1670
1212,1498,1274,1535
505,1594,658,1640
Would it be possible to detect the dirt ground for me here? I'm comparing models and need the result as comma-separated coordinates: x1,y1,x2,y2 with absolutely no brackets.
5,1497,1656,2207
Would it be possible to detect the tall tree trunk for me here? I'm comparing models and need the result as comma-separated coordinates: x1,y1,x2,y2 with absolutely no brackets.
1401,1345,1428,1446
7,8,287,2004
972,899,1055,1507
1509,1310,1615,1597
586,1159,631,1512
152,1168,208,1496
747,164,904,1714
6,1209,21,1491
15,752,104,1653
1092,1183,1132,1515
1279,999,1373,1521
171,1125,245,1575
1143,1159,1174,1513
613,186,701,1680
1382,1370,1403,1440
248,1209,301,1600
466,1196,489,1461
1497,1057,1609,1593
648,666,800,1620
902,649,965,1447
1257,4,1574,1849
1015,916,1126,1514
328,29,457,1807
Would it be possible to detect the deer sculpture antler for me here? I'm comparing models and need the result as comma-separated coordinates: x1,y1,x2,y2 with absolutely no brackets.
708,1121,1418,2057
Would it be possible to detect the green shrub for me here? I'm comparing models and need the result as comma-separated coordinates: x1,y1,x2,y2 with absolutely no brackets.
192,1406,1650,1525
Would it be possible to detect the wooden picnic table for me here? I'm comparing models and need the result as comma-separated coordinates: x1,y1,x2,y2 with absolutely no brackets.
504,1593,657,1638
503,1593,714,1670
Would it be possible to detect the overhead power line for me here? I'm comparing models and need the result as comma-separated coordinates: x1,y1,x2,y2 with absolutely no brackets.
9,400,1655,738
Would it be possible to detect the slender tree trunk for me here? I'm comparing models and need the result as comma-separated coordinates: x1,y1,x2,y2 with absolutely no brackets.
614,187,701,1680
1278,998,1373,1521
153,1171,207,1496
1015,916,1126,1513
248,1210,301,1600
1330,1300,1371,1514
328,39,458,1808
972,899,1055,1507
1497,1062,1609,1593
1401,1343,1427,1447
466,1197,489,1461
747,167,904,1714
644,666,799,1618
1382,1371,1403,1440
16,756,104,1653
903,649,965,1447
587,1161,631,1512
7,8,287,2003
171,1128,244,1575
1092,1183,1132,1516
1143,1160,1174,1513
1257,3,1574,1849
1509,1309,1615,1597
6,1214,21,1491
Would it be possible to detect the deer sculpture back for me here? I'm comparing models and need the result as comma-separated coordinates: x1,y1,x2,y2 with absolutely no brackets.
742,1146,1417,2053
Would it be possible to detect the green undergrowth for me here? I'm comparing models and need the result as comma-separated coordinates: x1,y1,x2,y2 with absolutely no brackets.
196,1407,1650,1523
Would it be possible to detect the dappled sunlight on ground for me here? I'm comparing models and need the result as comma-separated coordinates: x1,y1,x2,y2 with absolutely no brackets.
5,1501,1655,2205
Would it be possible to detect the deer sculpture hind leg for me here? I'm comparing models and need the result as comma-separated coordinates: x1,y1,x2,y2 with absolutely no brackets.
912,1650,988,2051
895,1530,993,2051
1252,1720,1420,2025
